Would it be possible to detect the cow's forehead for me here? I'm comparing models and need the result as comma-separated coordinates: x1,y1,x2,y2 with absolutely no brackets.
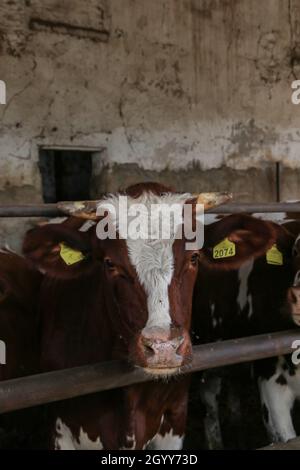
97,191,192,236
98,191,192,270
98,193,192,323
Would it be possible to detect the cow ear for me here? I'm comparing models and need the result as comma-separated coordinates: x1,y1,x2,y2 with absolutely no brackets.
23,224,93,279
201,214,276,270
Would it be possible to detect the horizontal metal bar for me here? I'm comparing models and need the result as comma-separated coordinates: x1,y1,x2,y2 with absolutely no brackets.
0,205,61,218
207,202,300,214
0,329,299,414
0,202,299,217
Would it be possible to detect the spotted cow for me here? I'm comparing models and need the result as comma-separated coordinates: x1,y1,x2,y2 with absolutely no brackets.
192,214,300,446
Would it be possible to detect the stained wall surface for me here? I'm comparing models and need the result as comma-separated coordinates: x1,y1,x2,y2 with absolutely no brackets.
0,0,300,248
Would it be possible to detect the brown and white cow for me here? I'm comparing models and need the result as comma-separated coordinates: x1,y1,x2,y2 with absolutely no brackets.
23,183,276,450
192,216,300,446
0,250,42,448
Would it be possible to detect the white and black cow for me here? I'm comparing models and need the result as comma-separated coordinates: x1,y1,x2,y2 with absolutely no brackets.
192,213,300,446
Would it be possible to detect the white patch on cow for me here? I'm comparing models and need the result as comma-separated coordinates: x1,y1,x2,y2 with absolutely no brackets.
204,214,221,225
248,293,253,319
46,217,68,224
252,213,289,224
120,434,136,450
258,358,300,442
55,418,103,450
237,260,254,312
210,302,218,328
293,234,300,256
97,192,191,330
293,271,300,287
148,429,184,450
79,220,96,232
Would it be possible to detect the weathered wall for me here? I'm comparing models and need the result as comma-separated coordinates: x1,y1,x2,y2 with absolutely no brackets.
0,0,300,213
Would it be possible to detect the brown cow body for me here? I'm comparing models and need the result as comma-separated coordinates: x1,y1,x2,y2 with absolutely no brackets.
23,183,276,449
0,250,42,448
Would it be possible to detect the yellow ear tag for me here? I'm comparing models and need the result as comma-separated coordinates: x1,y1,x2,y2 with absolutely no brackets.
266,244,283,266
213,238,236,259
59,243,86,266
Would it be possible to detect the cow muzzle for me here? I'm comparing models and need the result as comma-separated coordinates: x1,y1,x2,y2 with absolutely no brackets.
136,326,192,376
287,286,300,325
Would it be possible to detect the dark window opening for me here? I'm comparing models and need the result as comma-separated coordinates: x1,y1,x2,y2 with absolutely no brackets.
39,149,92,202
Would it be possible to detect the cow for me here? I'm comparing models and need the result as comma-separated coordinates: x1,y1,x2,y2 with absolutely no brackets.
192,216,300,447
258,221,300,443
22,182,277,450
0,249,42,448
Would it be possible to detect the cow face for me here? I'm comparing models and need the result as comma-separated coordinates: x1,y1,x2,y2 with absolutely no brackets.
91,191,202,376
23,184,276,377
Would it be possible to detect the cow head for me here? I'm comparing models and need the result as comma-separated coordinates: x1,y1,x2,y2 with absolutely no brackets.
23,183,276,377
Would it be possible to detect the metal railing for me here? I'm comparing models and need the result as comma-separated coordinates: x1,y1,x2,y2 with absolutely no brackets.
0,201,300,217
0,330,299,413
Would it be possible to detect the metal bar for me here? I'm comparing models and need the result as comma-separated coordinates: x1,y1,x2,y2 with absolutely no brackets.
0,205,61,218
208,202,300,214
0,329,299,414
0,202,299,218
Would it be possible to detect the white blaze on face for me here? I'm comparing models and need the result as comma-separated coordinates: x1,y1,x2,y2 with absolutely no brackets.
97,192,191,330
128,240,174,329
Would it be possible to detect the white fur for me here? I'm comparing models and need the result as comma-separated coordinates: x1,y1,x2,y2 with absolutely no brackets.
149,429,184,450
259,358,300,442
237,260,254,312
120,434,136,450
252,213,291,224
97,192,191,331
55,418,103,450
293,270,300,287
79,220,96,232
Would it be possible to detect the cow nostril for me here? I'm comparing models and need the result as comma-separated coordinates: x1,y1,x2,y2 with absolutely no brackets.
144,344,154,355
141,337,155,356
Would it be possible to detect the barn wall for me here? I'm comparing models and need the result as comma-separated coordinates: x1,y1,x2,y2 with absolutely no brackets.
0,0,300,210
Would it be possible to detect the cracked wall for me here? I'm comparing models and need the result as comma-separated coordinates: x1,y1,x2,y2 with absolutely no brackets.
0,0,300,213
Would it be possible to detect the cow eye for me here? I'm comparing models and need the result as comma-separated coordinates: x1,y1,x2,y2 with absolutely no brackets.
190,252,199,266
104,258,115,270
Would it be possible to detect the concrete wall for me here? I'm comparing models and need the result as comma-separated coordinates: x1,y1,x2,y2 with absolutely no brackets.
0,0,300,223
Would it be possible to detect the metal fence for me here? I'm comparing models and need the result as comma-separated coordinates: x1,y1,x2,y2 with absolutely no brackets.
0,201,299,413
1,201,300,217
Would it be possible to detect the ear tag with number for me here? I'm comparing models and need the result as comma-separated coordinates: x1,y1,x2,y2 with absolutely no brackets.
59,243,86,266
213,238,236,259
266,244,283,266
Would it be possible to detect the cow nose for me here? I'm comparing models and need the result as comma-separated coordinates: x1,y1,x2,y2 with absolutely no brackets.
138,327,191,371
287,286,300,325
